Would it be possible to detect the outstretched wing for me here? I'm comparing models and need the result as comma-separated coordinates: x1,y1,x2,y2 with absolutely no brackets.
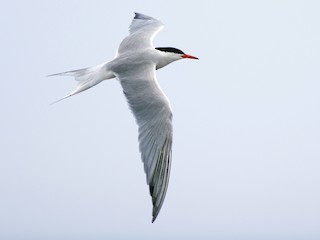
117,13,164,55
116,63,172,222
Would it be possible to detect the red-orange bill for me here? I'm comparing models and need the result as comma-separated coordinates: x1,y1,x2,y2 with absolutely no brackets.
182,54,199,60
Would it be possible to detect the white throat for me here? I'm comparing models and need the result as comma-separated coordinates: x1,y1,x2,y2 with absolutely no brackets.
156,51,181,70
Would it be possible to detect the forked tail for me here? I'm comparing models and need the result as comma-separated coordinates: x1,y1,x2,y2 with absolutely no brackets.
48,63,115,104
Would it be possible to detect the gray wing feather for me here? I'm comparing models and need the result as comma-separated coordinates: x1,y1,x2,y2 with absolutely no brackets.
117,64,172,222
129,12,160,34
117,13,164,55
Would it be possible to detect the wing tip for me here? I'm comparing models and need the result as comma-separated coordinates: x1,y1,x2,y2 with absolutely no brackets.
133,12,156,21
151,206,161,223
151,216,157,223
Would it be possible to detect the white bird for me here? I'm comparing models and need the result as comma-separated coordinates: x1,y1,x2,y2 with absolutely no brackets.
49,12,198,222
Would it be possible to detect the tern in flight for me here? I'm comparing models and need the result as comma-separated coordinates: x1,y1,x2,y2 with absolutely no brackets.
50,12,198,222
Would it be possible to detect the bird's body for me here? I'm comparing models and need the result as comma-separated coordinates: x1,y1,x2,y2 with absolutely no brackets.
50,13,198,222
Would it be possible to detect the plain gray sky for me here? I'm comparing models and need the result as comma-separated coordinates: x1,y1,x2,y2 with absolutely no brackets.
1,0,319,239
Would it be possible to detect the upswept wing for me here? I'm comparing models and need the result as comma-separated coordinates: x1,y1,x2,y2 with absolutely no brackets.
117,13,164,55
116,63,172,222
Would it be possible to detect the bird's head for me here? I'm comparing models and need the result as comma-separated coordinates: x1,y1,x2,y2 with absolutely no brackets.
155,47,198,69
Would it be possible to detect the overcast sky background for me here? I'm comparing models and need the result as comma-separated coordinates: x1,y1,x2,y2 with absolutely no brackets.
1,1,319,239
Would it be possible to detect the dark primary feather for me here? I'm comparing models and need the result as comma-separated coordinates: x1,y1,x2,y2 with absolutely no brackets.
149,137,172,222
